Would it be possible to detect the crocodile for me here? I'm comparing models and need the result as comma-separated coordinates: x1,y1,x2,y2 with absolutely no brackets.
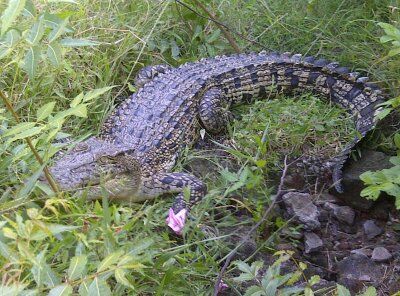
45,52,385,234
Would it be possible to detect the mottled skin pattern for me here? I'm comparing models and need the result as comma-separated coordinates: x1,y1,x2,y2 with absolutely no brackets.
47,52,385,224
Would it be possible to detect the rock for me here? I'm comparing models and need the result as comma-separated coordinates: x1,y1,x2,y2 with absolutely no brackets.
282,192,320,230
336,254,383,294
314,193,340,205
304,232,323,254
333,206,355,225
351,248,373,257
334,151,392,211
371,247,392,262
363,220,383,239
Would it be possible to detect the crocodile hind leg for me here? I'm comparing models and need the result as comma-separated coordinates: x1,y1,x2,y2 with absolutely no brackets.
199,88,233,134
140,172,206,235
134,64,172,88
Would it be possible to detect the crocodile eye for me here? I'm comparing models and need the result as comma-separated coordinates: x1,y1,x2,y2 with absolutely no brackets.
73,142,89,152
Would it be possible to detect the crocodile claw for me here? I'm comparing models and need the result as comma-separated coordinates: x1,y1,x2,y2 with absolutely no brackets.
166,208,187,235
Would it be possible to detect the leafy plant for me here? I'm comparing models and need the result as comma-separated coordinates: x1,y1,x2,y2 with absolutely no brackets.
378,22,400,57
360,133,400,209
336,284,377,296
359,22,400,209
0,0,98,78
232,251,320,296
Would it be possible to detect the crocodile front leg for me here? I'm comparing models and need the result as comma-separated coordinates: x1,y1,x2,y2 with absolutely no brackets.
199,88,233,134
134,64,172,88
140,172,207,235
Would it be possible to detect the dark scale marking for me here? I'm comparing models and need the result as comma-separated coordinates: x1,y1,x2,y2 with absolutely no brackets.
251,72,259,84
242,93,253,103
291,76,300,87
345,87,362,101
258,86,267,97
284,67,294,77
162,176,174,184
308,72,320,84
325,76,336,88
234,77,242,88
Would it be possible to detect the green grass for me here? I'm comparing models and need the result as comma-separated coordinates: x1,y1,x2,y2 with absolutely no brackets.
0,0,399,294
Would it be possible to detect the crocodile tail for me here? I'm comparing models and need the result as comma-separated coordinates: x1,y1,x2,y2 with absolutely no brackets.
258,52,386,192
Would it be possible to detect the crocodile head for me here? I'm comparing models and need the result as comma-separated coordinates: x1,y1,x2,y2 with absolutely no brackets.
43,137,141,198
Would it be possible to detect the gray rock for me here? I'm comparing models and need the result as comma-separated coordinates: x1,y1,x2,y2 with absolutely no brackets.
314,193,340,205
351,248,373,257
333,206,355,225
334,151,392,210
282,192,320,230
336,254,383,293
371,247,392,262
363,220,383,239
304,232,323,254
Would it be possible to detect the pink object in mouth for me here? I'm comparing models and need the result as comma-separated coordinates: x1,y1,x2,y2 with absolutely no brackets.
166,208,187,235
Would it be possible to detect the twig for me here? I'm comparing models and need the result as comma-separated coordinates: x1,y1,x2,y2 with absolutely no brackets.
188,0,240,53
213,155,290,296
175,0,266,51
0,90,59,193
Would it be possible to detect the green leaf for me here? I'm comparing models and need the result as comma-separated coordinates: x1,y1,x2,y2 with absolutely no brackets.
23,46,41,78
206,29,221,43
359,286,377,296
337,284,351,296
389,157,400,166
68,255,87,281
48,284,73,296
82,86,115,103
97,250,124,272
380,35,394,43
7,126,44,143
48,17,69,42
3,122,36,137
361,185,383,200
0,284,27,295
388,47,400,57
0,0,27,36
16,164,45,200
26,16,45,45
47,42,62,66
70,93,83,108
78,281,90,296
37,102,56,121
5,28,21,46
87,278,111,296
0,240,19,262
31,250,60,288
394,133,400,149
243,285,264,296
53,104,88,120
23,0,36,17
48,0,78,3
378,22,400,38
115,268,134,289
0,45,13,59
59,38,99,47
308,275,320,286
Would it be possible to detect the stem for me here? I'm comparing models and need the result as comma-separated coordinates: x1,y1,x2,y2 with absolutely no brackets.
189,0,241,53
0,90,59,193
